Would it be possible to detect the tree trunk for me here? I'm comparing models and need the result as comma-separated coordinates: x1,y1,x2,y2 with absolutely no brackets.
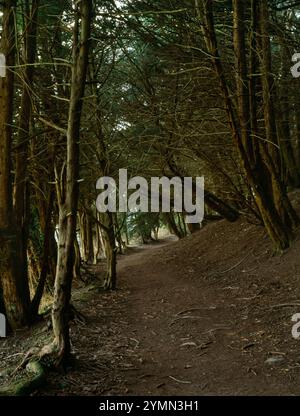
114,214,124,254
30,190,55,317
73,236,81,281
0,0,31,329
100,212,117,290
85,214,94,264
89,56,118,289
167,155,239,223
95,219,104,262
79,212,87,261
42,0,92,366
13,0,40,322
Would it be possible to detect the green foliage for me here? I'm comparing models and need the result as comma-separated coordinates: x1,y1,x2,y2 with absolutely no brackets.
127,212,160,242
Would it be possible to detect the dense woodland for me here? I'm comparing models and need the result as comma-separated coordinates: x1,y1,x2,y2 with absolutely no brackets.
1,0,300,395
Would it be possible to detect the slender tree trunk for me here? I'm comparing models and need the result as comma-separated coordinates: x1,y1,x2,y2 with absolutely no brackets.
30,190,55,316
95,219,104,262
36,190,57,290
73,236,81,281
177,213,187,237
42,0,92,366
123,215,130,246
100,212,117,290
114,214,124,254
85,214,94,263
79,212,87,261
233,0,253,164
89,57,118,289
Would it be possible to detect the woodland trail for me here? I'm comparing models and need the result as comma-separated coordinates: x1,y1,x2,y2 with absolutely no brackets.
37,223,300,396
105,240,296,396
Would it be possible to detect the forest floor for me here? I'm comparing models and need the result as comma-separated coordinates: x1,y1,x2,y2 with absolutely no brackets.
3,211,300,395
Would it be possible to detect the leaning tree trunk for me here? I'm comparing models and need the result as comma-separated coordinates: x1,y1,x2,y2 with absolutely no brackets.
199,0,296,250
94,219,104,263
0,0,31,329
89,58,118,290
41,0,92,366
166,153,239,223
258,1,299,230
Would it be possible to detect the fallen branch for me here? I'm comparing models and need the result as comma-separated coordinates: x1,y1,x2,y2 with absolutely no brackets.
269,302,300,309
207,252,253,277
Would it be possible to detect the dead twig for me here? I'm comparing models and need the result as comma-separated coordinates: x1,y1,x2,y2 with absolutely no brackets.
169,315,209,327
176,308,206,316
201,326,231,335
207,251,253,277
168,375,192,384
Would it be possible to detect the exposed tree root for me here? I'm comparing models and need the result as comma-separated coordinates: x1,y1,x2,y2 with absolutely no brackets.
0,339,69,396
0,360,45,396
69,304,88,324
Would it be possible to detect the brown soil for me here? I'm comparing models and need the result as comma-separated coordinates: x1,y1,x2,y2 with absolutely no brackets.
2,216,300,396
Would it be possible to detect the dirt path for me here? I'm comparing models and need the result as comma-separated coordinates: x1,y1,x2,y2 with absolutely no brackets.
106,240,297,396
36,224,300,396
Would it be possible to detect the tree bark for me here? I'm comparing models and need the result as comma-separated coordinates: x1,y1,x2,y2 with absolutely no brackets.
85,213,94,263
0,0,31,329
30,190,55,317
13,1,40,315
42,0,92,366
100,212,117,290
